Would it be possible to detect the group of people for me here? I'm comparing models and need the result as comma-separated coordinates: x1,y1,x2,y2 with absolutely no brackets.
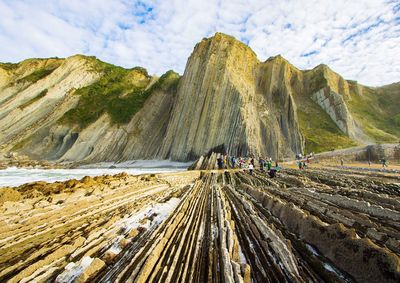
216,153,280,178
297,160,308,169
296,153,313,170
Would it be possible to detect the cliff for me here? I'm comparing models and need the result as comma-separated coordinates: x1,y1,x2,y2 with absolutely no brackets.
0,56,179,163
0,33,399,162
159,33,303,160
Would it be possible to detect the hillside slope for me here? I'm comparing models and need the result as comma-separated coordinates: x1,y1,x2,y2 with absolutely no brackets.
159,33,303,160
0,56,179,163
0,33,398,162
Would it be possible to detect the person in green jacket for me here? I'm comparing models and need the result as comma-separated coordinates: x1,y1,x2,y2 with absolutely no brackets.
267,160,272,170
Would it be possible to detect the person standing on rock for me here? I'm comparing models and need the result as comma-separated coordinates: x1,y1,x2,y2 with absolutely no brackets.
259,157,264,172
268,168,277,178
267,159,272,171
248,163,254,175
340,159,344,166
231,156,236,168
298,161,303,170
223,154,227,169
217,153,223,170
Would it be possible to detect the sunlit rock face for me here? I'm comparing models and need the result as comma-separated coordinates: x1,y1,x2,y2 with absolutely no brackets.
0,33,399,163
159,33,304,161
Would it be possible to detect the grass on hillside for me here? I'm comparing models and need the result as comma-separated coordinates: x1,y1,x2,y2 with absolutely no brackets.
307,69,328,93
18,89,48,110
61,60,179,128
346,83,400,143
392,113,400,127
0,62,19,71
297,106,357,154
16,67,58,84
294,69,357,153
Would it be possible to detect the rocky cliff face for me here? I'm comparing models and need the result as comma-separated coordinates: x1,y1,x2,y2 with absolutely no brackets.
0,56,179,163
0,33,399,162
159,33,303,160
0,56,100,155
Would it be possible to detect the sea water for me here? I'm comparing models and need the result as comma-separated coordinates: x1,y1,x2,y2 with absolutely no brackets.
0,160,192,187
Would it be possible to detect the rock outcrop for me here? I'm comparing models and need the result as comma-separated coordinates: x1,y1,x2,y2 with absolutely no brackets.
1,168,399,282
0,33,399,162
0,56,179,163
159,35,303,160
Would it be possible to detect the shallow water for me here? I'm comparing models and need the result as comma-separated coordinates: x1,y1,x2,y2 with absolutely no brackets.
0,160,191,187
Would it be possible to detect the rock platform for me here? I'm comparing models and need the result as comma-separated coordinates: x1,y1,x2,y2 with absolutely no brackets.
0,167,399,282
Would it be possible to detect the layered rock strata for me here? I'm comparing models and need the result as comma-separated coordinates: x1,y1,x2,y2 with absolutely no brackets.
159,34,304,160
1,167,399,282
0,33,399,162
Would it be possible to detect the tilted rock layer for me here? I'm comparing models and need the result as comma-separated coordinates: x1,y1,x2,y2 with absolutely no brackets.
1,168,399,282
0,33,399,162
159,34,303,160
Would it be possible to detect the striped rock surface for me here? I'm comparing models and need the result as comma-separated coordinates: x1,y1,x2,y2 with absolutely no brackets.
0,167,399,282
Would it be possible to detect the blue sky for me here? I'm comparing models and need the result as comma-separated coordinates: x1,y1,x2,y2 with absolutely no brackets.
0,0,399,86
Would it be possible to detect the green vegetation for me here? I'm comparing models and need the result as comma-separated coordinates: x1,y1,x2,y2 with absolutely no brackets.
0,62,19,71
17,67,57,84
306,67,328,93
392,113,400,127
297,107,357,154
294,71,356,153
131,66,149,76
297,74,399,153
18,89,48,110
61,60,179,128
346,83,400,143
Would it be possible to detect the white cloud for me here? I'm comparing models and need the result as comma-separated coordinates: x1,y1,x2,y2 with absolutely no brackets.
0,0,398,86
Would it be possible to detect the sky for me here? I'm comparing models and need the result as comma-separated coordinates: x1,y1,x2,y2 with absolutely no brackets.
0,0,399,86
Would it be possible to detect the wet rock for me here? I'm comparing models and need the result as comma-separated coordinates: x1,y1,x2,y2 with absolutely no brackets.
103,250,118,264
1,169,399,283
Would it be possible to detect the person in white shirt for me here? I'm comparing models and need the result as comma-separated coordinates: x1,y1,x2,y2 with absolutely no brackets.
248,163,254,175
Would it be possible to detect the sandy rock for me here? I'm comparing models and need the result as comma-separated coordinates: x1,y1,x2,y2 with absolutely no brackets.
76,258,106,283
119,238,130,248
241,264,251,283
128,228,140,238
103,250,118,264
0,188,22,204
2,201,32,213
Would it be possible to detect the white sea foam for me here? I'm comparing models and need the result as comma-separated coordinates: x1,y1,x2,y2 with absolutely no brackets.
118,197,181,232
0,160,190,187
55,256,94,282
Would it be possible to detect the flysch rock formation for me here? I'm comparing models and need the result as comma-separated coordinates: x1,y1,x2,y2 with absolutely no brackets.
0,167,399,282
159,34,303,160
0,56,179,163
0,56,99,150
0,32,399,163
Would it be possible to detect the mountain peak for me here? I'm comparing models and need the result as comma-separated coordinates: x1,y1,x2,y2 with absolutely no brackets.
193,32,258,66
202,32,254,52
208,32,241,42
265,54,290,64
